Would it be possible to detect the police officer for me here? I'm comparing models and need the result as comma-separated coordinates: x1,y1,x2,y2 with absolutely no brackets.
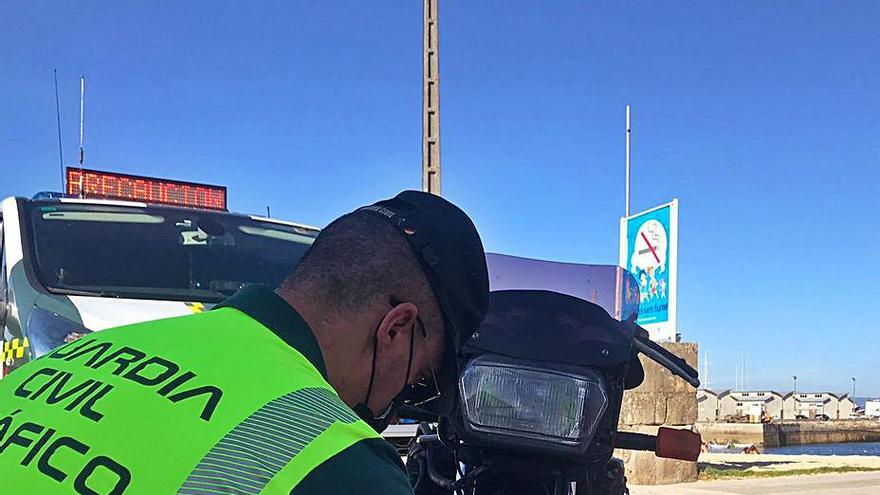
0,191,489,495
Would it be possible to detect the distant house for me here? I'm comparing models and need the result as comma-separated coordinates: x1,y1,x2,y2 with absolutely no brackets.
698,390,861,422
720,390,783,422
697,389,720,422
867,400,880,418
783,392,849,419
697,390,782,422
838,395,857,419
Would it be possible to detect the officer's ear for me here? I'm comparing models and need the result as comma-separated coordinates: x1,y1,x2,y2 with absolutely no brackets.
375,302,418,351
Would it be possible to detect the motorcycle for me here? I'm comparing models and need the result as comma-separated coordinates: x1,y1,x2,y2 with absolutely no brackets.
403,258,701,495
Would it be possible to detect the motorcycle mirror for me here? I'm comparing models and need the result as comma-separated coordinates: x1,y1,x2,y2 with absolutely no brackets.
655,427,702,462
625,350,645,390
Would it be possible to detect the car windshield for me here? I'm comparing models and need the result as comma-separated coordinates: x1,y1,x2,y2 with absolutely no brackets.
25,201,318,302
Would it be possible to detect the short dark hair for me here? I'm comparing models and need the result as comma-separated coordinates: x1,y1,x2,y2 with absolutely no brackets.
279,211,437,317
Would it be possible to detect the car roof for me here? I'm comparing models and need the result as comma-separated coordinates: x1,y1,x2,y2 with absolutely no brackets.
22,196,321,233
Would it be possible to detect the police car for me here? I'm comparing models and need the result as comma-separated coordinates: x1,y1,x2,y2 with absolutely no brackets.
1,167,319,378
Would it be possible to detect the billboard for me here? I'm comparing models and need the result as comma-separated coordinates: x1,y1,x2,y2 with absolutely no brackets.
619,200,678,342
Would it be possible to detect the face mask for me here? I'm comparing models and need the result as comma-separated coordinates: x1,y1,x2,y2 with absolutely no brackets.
352,306,417,433
353,401,395,433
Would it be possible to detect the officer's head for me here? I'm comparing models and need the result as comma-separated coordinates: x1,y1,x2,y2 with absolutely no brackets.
278,191,489,429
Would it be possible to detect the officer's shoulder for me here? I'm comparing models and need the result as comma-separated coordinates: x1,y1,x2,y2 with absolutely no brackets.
290,437,412,495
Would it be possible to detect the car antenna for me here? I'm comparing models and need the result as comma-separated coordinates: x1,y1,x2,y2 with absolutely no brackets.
54,69,65,192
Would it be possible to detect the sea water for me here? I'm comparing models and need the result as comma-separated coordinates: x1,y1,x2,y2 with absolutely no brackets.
761,442,880,456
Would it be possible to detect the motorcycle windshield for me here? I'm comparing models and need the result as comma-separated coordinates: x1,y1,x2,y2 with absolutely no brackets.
466,289,635,367
486,253,640,322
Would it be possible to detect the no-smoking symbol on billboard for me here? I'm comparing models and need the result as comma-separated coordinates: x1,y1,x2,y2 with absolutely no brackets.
632,220,667,272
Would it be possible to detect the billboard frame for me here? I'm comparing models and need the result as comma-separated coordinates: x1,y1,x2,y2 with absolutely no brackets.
619,199,679,342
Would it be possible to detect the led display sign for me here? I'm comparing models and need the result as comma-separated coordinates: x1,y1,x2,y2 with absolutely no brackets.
66,168,227,211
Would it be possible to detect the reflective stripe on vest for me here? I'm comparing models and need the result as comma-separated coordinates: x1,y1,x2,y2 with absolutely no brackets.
0,307,379,494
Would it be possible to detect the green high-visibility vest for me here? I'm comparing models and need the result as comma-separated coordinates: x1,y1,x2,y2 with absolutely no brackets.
0,307,380,495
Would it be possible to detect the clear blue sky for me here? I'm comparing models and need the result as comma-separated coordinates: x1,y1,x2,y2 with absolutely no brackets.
2,2,878,395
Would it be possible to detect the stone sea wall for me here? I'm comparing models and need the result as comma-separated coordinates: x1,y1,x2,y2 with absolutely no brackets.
696,420,880,447
616,342,699,485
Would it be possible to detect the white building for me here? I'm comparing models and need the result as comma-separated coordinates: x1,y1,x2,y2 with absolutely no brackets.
866,400,880,418
721,390,784,422
838,395,857,419
697,390,856,422
697,389,720,422
697,390,783,422
782,392,855,420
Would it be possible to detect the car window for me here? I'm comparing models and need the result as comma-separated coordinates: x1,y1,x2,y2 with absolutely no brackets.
25,203,317,302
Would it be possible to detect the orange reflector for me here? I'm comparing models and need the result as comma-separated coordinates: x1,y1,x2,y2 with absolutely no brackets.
656,427,702,462
66,168,227,211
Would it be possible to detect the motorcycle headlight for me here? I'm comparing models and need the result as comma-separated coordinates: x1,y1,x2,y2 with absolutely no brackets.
459,355,608,455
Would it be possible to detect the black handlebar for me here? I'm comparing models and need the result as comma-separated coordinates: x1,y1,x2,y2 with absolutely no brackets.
614,431,657,452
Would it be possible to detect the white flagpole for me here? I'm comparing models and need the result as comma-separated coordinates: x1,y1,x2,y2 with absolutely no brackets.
625,104,631,217
79,75,85,165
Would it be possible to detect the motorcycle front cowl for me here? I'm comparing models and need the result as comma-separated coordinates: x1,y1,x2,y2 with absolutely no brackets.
449,289,637,460
461,290,636,368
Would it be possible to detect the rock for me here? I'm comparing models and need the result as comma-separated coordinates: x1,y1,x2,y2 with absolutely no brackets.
666,392,698,425
620,392,663,426
632,342,698,394
615,449,698,485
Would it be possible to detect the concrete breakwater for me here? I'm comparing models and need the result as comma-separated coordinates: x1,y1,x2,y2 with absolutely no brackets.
696,420,880,448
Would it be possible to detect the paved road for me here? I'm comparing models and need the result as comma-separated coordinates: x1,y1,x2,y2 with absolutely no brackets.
629,472,880,495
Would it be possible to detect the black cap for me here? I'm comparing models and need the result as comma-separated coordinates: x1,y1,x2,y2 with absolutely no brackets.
357,191,489,415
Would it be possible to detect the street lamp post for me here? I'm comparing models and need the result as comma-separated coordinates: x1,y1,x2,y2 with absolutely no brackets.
852,377,856,398
793,375,797,394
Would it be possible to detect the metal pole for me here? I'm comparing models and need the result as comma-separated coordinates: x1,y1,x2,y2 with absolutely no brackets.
703,350,709,390
735,361,739,391
79,75,85,165
853,377,856,398
625,104,631,217
54,70,65,191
